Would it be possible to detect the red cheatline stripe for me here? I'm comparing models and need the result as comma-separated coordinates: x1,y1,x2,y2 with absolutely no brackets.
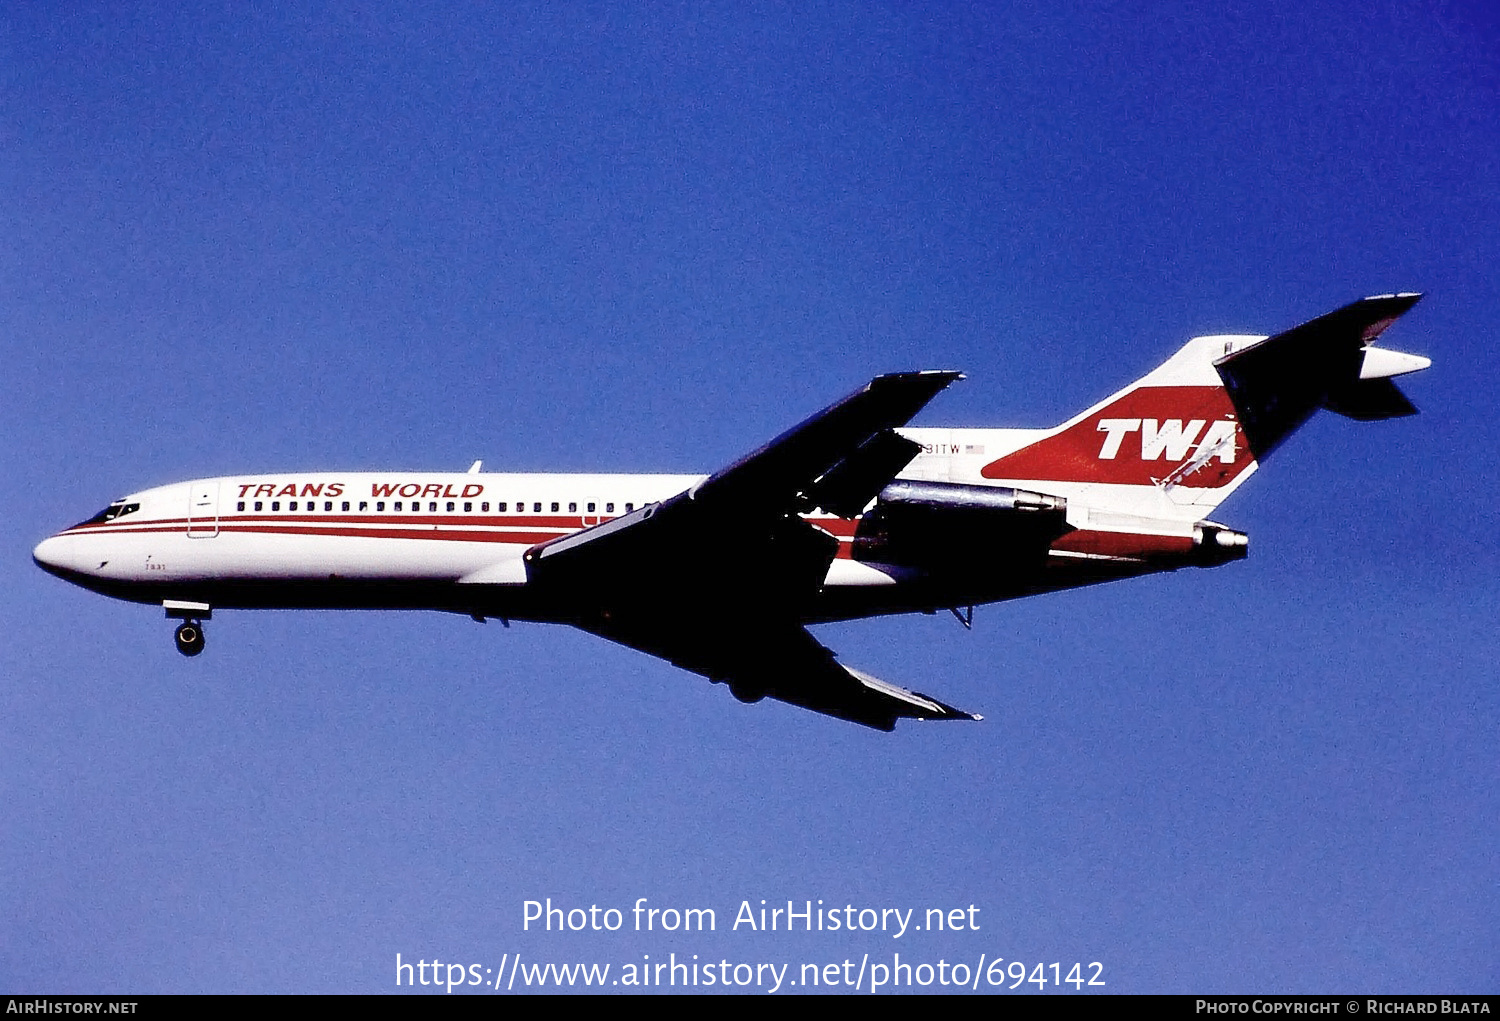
225,525,564,543
62,523,561,544
66,514,590,536
66,516,192,533
70,513,590,531
53,519,865,550
65,511,863,536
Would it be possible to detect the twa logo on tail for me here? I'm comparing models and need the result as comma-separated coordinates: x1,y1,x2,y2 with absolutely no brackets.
1096,418,1238,462
982,385,1251,490
983,291,1430,496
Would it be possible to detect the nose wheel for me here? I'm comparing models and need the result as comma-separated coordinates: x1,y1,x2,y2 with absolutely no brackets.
174,621,205,657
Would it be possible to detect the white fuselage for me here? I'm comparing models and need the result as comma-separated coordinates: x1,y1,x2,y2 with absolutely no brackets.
31,470,936,618
37,472,688,594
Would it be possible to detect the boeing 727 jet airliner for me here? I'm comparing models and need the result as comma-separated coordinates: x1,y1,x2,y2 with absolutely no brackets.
34,294,1430,730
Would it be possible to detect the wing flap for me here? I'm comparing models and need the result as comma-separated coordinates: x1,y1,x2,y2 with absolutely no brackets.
690,370,962,515
804,429,923,518
581,614,979,731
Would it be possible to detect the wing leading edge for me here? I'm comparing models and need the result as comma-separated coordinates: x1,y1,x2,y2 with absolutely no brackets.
522,371,978,731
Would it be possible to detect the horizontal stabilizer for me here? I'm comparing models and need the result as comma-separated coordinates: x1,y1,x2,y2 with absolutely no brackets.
1323,377,1418,421
1215,293,1425,457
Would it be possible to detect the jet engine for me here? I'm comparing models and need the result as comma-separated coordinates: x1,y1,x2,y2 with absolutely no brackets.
852,480,1070,571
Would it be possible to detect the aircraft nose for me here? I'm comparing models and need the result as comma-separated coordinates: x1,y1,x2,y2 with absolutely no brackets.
33,535,60,568
32,534,84,579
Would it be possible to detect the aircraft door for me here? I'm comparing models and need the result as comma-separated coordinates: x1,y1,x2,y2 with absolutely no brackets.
187,481,220,538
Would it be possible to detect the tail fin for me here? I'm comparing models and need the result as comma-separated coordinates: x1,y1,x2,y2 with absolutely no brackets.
980,294,1428,508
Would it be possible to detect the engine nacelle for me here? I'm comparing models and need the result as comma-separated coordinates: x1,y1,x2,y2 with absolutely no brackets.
853,480,1070,570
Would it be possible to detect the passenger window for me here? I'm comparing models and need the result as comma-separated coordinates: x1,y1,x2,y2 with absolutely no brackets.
346,502,354,512
625,503,634,512
413,503,422,514
377,501,385,511
447,501,455,512
550,502,559,512
533,502,541,513
463,502,472,512
568,502,577,512
429,501,437,512
254,501,263,511
606,502,614,513
394,501,402,511
237,501,245,512
485,502,493,512
326,501,333,511
587,502,596,513
290,501,298,511
272,501,281,511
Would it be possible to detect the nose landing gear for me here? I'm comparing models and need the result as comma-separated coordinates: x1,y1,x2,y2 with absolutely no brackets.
174,621,205,657
163,600,213,658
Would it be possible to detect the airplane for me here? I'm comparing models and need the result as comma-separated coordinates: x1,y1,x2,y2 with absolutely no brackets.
33,293,1430,731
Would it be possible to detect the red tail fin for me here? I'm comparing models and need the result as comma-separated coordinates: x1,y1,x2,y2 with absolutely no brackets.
981,382,1247,489
980,294,1426,498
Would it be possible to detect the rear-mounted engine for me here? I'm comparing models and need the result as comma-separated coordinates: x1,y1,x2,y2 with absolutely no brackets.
853,480,1070,569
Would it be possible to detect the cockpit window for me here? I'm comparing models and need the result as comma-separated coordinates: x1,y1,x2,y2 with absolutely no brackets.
75,500,140,527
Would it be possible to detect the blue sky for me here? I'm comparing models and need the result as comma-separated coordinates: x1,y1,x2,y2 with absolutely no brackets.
2,0,1495,994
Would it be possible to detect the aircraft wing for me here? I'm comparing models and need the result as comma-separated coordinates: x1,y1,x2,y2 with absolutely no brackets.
578,613,979,731
523,371,962,600
521,371,977,729
691,370,964,517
